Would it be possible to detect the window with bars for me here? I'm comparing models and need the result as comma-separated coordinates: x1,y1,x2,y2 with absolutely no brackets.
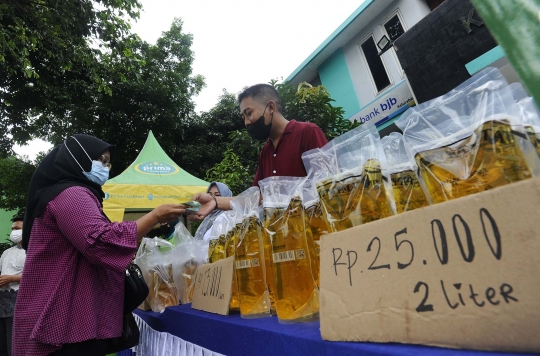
383,14,405,42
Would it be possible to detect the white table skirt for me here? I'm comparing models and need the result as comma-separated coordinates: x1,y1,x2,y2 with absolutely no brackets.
132,313,225,356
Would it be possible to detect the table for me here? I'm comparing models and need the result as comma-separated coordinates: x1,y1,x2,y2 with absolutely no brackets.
133,305,529,356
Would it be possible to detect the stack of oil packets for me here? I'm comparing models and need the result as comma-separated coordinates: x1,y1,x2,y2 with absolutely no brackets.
301,124,396,232
395,67,540,204
191,68,540,324
259,176,320,323
230,187,272,319
380,132,430,213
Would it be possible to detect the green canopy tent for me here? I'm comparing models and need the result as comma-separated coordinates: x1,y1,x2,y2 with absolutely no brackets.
102,131,209,223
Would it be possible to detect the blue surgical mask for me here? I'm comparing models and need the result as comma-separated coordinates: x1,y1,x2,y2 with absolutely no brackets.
65,137,110,186
83,160,109,186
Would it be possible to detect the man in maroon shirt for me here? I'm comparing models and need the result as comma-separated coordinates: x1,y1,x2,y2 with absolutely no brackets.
190,84,328,217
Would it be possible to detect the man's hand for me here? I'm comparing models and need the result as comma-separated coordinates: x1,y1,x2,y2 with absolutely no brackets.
187,193,217,221
0,275,20,287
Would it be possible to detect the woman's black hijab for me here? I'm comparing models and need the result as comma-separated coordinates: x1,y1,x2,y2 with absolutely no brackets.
22,134,115,250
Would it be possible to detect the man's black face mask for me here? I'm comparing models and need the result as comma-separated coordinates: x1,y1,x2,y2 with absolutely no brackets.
247,103,273,141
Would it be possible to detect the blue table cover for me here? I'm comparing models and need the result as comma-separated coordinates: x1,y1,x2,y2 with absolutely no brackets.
133,305,531,356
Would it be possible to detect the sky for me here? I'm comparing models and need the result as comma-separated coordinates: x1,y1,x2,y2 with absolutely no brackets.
14,0,364,159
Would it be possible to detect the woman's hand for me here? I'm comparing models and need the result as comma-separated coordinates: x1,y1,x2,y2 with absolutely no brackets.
186,193,217,221
150,204,186,223
136,204,185,239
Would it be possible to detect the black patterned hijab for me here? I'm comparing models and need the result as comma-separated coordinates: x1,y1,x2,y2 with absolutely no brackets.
22,134,115,250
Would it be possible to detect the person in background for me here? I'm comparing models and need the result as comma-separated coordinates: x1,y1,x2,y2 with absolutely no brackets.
0,217,25,356
189,84,327,220
194,182,233,241
12,134,185,356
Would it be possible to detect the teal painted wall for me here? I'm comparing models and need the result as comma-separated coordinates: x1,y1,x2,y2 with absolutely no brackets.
318,49,360,119
0,209,18,243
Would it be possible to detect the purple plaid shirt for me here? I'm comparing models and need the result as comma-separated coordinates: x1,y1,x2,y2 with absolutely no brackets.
12,186,138,355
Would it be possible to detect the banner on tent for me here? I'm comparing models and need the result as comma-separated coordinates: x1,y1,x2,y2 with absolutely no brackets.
102,184,208,209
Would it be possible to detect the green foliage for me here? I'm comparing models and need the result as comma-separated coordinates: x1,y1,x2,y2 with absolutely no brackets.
32,19,205,179
175,90,244,179
276,81,361,140
0,0,143,156
205,149,252,195
0,155,39,216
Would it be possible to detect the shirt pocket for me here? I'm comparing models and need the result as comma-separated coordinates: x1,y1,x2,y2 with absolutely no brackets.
10,259,24,274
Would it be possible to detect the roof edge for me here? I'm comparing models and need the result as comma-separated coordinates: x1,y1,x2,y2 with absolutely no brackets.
285,0,375,83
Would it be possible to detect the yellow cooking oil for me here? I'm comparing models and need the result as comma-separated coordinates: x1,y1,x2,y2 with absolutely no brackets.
416,120,533,203
304,201,328,288
263,198,319,323
316,159,393,232
235,216,270,318
390,170,430,213
225,224,241,311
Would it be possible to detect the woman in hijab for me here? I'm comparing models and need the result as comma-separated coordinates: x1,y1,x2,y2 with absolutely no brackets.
194,182,233,241
12,135,185,356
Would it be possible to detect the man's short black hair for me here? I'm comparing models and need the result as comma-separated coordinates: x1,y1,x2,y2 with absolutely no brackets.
11,216,23,223
238,84,282,113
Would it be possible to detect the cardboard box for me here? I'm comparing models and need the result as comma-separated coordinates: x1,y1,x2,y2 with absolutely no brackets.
320,178,540,352
191,256,234,315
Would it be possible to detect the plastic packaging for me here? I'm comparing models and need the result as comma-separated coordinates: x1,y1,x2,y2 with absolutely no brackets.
259,176,319,324
135,237,178,312
170,224,208,305
302,124,395,232
396,67,538,203
380,132,430,213
230,187,272,319
301,178,328,288
207,216,229,263
223,211,241,311
508,83,540,159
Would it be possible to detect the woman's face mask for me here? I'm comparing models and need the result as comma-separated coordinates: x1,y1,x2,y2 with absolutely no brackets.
64,137,110,186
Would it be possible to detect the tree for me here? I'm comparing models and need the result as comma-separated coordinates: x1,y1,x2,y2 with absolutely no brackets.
205,149,252,195
0,155,41,216
174,89,245,180
31,19,205,178
0,0,143,156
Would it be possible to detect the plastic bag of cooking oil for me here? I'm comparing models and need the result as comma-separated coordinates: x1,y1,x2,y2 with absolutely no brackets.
259,176,319,324
170,223,208,305
219,210,241,311
230,187,271,319
396,67,540,204
507,83,540,160
517,97,540,159
207,215,230,263
135,237,178,312
301,178,328,289
302,124,395,232
380,132,431,213
509,82,530,102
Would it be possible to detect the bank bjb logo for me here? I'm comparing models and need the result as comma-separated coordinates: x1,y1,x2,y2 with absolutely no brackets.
104,192,110,200
135,161,179,175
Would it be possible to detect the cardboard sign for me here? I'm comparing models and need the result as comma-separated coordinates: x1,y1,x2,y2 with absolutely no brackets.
191,256,234,315
320,178,540,353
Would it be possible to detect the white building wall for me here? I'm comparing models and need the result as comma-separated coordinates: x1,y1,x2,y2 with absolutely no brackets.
342,0,430,109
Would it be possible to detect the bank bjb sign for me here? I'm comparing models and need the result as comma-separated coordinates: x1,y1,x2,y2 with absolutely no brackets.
135,161,179,175
349,80,414,125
